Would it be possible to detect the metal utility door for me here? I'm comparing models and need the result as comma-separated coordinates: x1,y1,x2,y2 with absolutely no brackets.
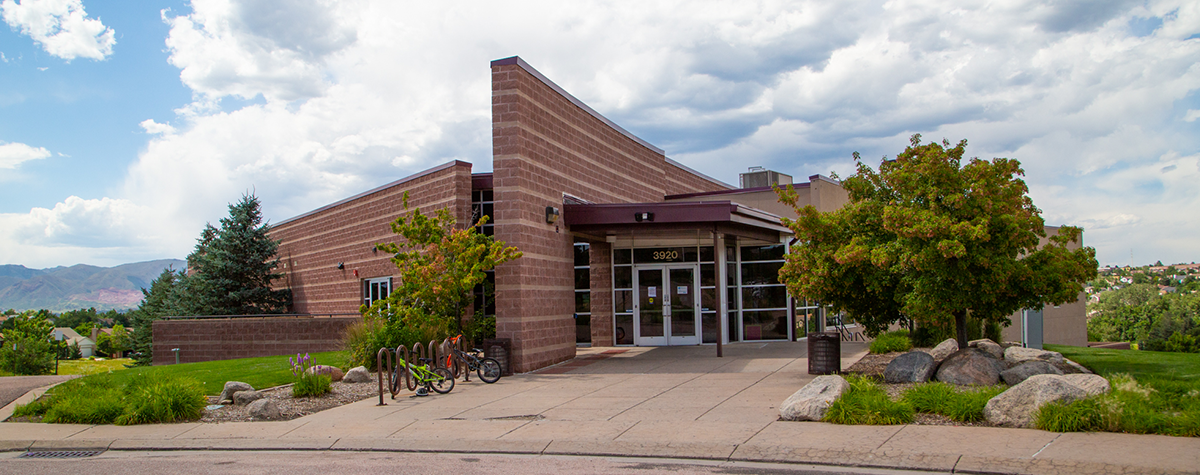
635,265,700,346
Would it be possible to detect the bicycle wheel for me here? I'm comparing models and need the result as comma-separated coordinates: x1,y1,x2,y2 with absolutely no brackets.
477,357,502,383
429,367,455,394
445,354,463,378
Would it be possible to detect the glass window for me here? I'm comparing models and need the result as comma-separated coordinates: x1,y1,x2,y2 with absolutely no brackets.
615,314,634,345
574,243,590,267
702,312,719,343
740,244,785,261
700,264,715,287
743,310,789,340
699,246,714,263
614,290,633,313
741,285,788,310
614,266,633,289
363,277,391,307
575,268,590,290
701,287,716,311
575,292,591,314
740,262,784,286
613,249,632,265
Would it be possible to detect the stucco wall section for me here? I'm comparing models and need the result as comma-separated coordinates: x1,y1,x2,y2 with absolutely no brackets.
269,161,474,315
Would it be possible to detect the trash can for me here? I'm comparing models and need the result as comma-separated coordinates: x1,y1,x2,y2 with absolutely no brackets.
483,338,513,376
808,331,841,375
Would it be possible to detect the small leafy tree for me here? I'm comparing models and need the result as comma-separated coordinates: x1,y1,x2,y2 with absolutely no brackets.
0,310,56,375
777,135,1098,349
349,193,522,367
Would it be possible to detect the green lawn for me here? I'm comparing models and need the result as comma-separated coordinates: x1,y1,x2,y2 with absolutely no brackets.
89,351,350,396
1045,344,1200,382
56,358,135,376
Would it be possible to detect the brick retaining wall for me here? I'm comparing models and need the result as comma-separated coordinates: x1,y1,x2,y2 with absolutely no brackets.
152,316,360,365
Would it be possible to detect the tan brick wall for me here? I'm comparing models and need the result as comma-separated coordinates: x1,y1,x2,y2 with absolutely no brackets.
269,161,474,314
588,241,614,346
491,59,727,371
152,316,359,365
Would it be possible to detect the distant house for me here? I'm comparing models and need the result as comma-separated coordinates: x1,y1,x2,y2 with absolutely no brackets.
1159,286,1177,295
53,327,96,358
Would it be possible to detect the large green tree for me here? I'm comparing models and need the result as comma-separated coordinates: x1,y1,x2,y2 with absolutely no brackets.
128,267,185,365
185,194,291,315
777,135,1098,348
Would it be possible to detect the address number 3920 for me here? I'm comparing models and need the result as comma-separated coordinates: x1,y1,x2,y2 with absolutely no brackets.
652,250,679,260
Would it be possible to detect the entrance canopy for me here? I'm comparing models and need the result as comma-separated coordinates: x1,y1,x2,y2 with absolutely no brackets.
564,201,792,244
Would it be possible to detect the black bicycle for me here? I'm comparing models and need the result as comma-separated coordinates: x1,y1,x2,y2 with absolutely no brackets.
445,335,502,383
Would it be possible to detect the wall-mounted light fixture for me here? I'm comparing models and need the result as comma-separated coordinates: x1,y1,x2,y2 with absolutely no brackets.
545,206,560,224
634,212,654,222
337,262,345,270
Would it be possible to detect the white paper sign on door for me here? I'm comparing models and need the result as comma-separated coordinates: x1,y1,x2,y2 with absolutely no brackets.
677,286,688,295
648,287,657,298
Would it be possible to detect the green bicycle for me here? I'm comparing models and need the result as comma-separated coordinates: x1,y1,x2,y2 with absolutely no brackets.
392,357,455,395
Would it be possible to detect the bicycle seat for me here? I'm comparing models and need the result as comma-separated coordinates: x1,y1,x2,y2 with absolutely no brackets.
418,357,433,364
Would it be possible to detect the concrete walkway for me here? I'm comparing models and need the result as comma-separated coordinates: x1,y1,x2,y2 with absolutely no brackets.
2,341,1198,474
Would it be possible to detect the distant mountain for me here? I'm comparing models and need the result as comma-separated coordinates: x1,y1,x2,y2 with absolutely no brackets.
0,259,186,313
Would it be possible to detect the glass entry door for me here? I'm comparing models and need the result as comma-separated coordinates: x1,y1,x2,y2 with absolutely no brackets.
635,265,700,346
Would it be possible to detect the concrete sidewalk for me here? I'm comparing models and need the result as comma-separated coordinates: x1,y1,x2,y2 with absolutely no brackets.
2,342,1198,474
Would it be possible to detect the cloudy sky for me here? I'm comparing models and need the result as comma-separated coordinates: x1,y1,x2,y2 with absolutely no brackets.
1,0,1198,269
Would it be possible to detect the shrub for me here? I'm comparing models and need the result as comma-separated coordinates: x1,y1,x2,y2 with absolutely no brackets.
824,375,913,425
869,330,912,354
289,353,332,398
116,374,207,425
345,308,451,369
16,372,207,425
902,382,1004,422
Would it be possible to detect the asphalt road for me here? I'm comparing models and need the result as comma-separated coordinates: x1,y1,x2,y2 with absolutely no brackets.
0,375,77,409
0,450,944,475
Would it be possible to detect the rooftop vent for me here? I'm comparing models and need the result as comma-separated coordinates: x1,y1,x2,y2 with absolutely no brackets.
739,167,793,189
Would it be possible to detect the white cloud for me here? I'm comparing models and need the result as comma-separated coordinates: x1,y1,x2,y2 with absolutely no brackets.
0,196,176,267
0,140,50,168
6,0,1200,268
1,0,116,61
139,119,175,135
1185,109,1200,122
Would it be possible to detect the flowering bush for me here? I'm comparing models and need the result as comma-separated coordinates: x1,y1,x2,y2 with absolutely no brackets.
289,353,331,398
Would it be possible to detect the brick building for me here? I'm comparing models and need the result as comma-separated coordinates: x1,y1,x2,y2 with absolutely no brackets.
265,57,852,372
262,56,1084,372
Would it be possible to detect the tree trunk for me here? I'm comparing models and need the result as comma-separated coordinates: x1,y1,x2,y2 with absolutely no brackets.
954,310,968,350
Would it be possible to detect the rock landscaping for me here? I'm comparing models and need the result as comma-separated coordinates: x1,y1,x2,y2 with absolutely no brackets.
809,340,1101,429
779,375,850,421
202,369,381,423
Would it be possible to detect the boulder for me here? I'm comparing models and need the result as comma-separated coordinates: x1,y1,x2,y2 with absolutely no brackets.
984,374,1086,428
1060,358,1093,374
780,375,850,421
935,348,1003,386
232,390,261,406
884,351,937,383
1004,346,1064,365
927,338,959,362
343,366,372,383
969,339,1005,360
247,399,281,421
1001,360,1063,386
1063,374,1111,397
306,365,344,382
218,381,253,404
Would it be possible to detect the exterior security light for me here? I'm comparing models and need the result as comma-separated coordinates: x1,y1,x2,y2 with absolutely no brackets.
337,262,345,270
546,206,560,224
634,212,654,222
